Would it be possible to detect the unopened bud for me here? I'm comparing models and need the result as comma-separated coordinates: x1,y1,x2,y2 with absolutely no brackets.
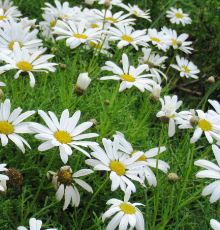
90,119,98,126
103,0,111,8
149,84,161,104
168,173,178,182
206,76,215,84
85,0,95,7
119,59,123,64
75,73,91,95
59,63,66,70
190,115,200,127
51,47,57,52
104,100,111,105
4,168,23,188
0,89,4,98
30,22,35,29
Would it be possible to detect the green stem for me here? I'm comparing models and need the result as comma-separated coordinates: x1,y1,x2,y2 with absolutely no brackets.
32,201,60,218
21,149,57,225
78,175,109,230
109,81,120,109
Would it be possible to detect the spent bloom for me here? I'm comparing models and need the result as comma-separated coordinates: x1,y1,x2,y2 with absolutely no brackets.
0,99,35,153
17,217,57,230
103,188,145,230
86,137,147,192
29,109,99,164
195,145,220,203
100,53,156,92
166,7,192,26
47,166,93,210
171,56,200,79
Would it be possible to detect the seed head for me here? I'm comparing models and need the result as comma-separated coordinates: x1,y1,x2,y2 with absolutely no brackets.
4,168,23,188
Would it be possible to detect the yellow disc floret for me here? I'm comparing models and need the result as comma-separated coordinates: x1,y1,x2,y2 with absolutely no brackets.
120,203,136,214
120,74,135,82
9,42,22,51
121,35,133,42
133,10,138,15
51,21,56,27
17,61,33,72
151,37,160,43
106,17,117,23
0,16,6,20
91,23,99,28
171,39,177,46
131,150,146,162
0,121,14,135
109,161,125,176
54,131,71,144
198,120,212,131
74,34,88,39
90,42,102,49
175,13,183,18
181,66,189,73
57,170,73,186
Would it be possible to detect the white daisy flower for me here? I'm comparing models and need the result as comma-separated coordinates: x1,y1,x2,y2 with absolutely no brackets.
0,6,21,26
0,163,9,191
156,95,190,137
179,110,220,144
120,3,151,21
166,7,192,26
171,56,200,79
100,53,156,92
17,217,57,230
75,72,91,94
47,166,93,210
20,17,37,30
0,0,13,11
103,188,145,230
0,18,42,57
106,23,150,50
148,28,171,51
0,42,57,87
210,219,220,230
0,99,35,153
92,9,135,26
86,137,147,193
29,109,99,164
138,48,168,84
52,20,101,49
195,145,220,203
114,131,170,186
42,0,78,22
162,26,193,54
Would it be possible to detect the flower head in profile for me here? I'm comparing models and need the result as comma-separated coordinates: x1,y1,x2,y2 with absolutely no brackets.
103,188,145,230
75,72,91,95
29,109,99,164
0,163,9,191
210,219,220,230
17,217,57,230
166,7,192,26
0,42,57,87
47,166,93,210
0,99,35,153
195,145,220,203
100,53,155,92
171,56,200,79
86,137,147,192
156,95,190,137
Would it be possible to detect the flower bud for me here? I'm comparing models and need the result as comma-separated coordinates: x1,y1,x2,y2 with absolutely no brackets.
51,47,57,52
104,100,111,105
0,89,4,99
168,173,178,182
103,0,111,8
90,119,98,126
59,63,66,70
190,115,200,127
4,168,23,188
149,84,161,104
206,76,215,84
85,0,95,7
75,72,91,95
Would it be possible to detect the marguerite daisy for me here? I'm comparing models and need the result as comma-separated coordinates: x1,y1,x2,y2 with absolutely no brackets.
100,53,156,92
0,6,21,26
29,109,99,164
171,56,200,79
166,7,192,26
0,99,35,153
0,42,57,87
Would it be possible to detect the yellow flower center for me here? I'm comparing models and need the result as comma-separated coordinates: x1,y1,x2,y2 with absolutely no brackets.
74,34,88,39
120,203,136,214
109,161,125,176
198,120,212,131
120,74,135,82
91,23,99,28
151,37,160,43
0,16,6,20
0,121,14,135
171,39,177,46
54,131,71,144
106,17,117,23
133,10,138,15
51,21,56,27
131,150,146,162
57,170,72,186
9,42,23,51
181,66,189,73
17,61,33,72
90,42,102,49
175,13,183,18
121,35,133,42
64,14,68,18
166,114,175,119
